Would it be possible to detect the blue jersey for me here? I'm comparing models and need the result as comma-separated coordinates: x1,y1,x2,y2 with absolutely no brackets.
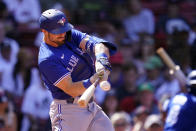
164,93,196,131
38,29,117,99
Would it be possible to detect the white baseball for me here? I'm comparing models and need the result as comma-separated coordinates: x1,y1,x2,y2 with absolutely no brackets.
100,81,111,91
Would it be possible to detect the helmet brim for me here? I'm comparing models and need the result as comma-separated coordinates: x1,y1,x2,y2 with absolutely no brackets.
48,23,73,34
189,80,196,86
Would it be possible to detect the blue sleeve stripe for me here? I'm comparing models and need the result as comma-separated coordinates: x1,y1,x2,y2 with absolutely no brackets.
85,40,95,53
54,72,71,86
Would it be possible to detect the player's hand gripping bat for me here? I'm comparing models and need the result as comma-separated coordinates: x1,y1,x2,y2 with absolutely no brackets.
78,78,110,108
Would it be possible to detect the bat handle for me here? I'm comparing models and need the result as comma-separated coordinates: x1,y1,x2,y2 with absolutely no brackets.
77,77,100,107
94,77,101,87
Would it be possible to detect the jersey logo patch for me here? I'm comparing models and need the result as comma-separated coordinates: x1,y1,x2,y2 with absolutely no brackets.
66,55,79,73
61,54,64,59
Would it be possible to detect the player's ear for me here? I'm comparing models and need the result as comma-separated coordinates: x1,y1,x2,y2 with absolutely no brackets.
42,29,49,36
41,29,46,33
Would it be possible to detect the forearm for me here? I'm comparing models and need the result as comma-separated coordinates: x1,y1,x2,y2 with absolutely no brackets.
56,75,97,97
63,81,86,97
56,76,85,97
94,43,110,58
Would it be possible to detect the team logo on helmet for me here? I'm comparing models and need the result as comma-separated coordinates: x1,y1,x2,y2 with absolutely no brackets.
57,17,66,26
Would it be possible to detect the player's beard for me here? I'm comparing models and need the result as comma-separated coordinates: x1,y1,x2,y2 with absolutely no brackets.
48,34,65,46
56,39,65,45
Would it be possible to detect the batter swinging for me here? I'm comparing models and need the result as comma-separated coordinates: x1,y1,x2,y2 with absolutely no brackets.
38,9,117,131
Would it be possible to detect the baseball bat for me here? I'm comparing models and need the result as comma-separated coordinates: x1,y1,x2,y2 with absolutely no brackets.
156,48,187,87
78,78,100,107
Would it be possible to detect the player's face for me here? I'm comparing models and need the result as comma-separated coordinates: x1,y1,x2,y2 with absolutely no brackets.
48,32,66,45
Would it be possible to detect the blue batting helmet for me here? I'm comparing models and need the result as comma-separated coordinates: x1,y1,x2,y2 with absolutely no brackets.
187,70,196,86
39,9,73,34
187,70,196,95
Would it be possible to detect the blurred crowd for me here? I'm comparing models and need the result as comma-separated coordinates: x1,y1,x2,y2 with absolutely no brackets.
0,0,196,131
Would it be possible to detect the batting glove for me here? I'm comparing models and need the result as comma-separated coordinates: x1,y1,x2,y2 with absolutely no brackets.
95,53,111,81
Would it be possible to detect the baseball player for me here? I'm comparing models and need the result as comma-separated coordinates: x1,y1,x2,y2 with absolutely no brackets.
164,70,196,131
38,9,117,131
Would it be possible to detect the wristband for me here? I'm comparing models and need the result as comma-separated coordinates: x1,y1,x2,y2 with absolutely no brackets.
96,53,112,71
96,53,108,60
82,78,92,88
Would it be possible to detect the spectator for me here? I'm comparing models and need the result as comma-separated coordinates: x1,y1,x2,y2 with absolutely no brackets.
163,1,191,71
132,106,149,131
0,1,7,19
12,47,35,130
101,90,119,118
116,62,138,113
111,111,132,131
93,20,117,44
188,22,196,46
13,47,35,97
156,0,190,35
3,0,41,29
0,1,17,38
0,20,19,96
119,42,142,71
109,52,124,88
139,35,155,63
119,43,136,65
155,68,180,101
139,55,164,90
39,0,76,13
137,83,160,114
167,23,191,73
138,34,156,75
123,0,155,42
144,114,163,131
76,0,107,24
0,88,17,131
119,41,145,75
21,68,52,131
